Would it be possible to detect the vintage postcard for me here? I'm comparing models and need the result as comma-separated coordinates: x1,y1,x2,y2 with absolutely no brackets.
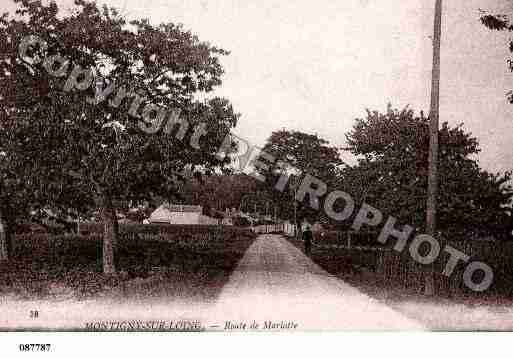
1,0,513,351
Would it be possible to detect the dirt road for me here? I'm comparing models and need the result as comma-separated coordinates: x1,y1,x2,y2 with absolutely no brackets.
0,234,425,331
208,234,425,330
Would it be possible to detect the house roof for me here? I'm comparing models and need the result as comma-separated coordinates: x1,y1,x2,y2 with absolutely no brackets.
160,203,202,213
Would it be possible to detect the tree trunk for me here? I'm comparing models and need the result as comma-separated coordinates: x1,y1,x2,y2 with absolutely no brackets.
0,211,15,261
101,199,117,275
0,214,7,262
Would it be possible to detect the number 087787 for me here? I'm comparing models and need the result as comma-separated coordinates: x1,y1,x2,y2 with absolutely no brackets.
18,344,51,352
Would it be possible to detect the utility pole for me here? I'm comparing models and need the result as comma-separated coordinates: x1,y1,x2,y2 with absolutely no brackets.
425,0,442,296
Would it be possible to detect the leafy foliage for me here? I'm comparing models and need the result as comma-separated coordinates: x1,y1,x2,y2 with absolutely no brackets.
480,10,513,103
342,105,513,239
177,174,260,213
258,130,344,224
0,0,240,269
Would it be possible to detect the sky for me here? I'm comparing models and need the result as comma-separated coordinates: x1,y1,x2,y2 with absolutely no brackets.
4,0,513,173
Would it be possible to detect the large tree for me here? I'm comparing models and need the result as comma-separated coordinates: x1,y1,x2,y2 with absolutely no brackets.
257,130,344,226
0,0,239,270
342,105,513,239
178,174,261,213
0,119,41,260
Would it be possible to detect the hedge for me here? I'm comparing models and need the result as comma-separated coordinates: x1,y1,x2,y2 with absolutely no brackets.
79,222,253,236
301,231,513,298
1,227,256,299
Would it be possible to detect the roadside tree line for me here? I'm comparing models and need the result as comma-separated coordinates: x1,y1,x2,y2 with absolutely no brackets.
257,106,513,241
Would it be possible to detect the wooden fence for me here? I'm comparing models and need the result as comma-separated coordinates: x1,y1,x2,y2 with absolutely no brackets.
253,223,296,236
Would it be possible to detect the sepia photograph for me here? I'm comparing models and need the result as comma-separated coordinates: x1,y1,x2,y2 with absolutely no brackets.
1,0,513,355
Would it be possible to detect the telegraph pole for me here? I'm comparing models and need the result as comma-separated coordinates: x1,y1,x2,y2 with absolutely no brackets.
425,0,442,296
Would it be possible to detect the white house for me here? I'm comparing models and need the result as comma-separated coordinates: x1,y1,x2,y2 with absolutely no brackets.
149,204,219,225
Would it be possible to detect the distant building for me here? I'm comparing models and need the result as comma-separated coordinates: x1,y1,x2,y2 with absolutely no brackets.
223,208,260,226
221,217,234,226
149,204,219,225
220,208,237,226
